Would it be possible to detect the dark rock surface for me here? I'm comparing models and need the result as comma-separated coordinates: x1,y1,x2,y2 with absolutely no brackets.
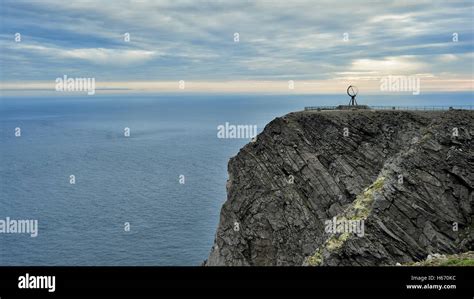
205,109,473,266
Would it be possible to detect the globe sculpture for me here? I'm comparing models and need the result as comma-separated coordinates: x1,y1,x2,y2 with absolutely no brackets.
347,85,358,106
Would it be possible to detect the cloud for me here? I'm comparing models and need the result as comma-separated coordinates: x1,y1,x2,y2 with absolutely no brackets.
0,0,472,91
437,53,459,62
6,43,157,65
62,48,156,65
350,57,427,75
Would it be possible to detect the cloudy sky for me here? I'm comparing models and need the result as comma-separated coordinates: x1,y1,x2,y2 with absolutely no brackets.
0,0,472,93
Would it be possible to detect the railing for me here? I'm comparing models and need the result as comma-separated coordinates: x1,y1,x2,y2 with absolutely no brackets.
370,105,473,110
304,105,474,111
304,106,338,111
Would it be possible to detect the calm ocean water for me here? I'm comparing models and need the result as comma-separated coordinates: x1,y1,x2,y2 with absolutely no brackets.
0,92,471,265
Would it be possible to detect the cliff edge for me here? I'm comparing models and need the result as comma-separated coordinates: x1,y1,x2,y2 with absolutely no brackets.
206,109,473,266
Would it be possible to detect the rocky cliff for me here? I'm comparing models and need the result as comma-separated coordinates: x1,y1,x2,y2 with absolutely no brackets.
206,109,474,266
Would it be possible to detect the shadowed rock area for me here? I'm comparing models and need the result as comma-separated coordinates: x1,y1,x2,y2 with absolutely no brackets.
205,109,473,266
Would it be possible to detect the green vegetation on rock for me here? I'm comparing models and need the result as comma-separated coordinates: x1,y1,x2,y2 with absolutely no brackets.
306,176,386,266
408,252,474,266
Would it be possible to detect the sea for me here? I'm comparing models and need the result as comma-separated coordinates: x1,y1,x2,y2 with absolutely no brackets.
0,92,471,265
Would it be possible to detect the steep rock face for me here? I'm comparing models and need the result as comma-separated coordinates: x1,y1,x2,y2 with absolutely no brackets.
206,110,473,266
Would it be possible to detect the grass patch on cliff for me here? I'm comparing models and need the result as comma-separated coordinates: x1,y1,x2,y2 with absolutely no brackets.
306,176,385,266
441,259,474,266
349,176,385,220
307,251,322,266
408,252,474,266
326,232,350,251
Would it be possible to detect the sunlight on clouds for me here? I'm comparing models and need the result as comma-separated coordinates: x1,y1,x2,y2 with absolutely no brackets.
437,54,459,62
11,43,157,65
350,57,427,75
369,13,418,24
64,48,157,65
2,79,471,95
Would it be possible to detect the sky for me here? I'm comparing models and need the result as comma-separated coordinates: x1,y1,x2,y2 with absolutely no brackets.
0,0,473,94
